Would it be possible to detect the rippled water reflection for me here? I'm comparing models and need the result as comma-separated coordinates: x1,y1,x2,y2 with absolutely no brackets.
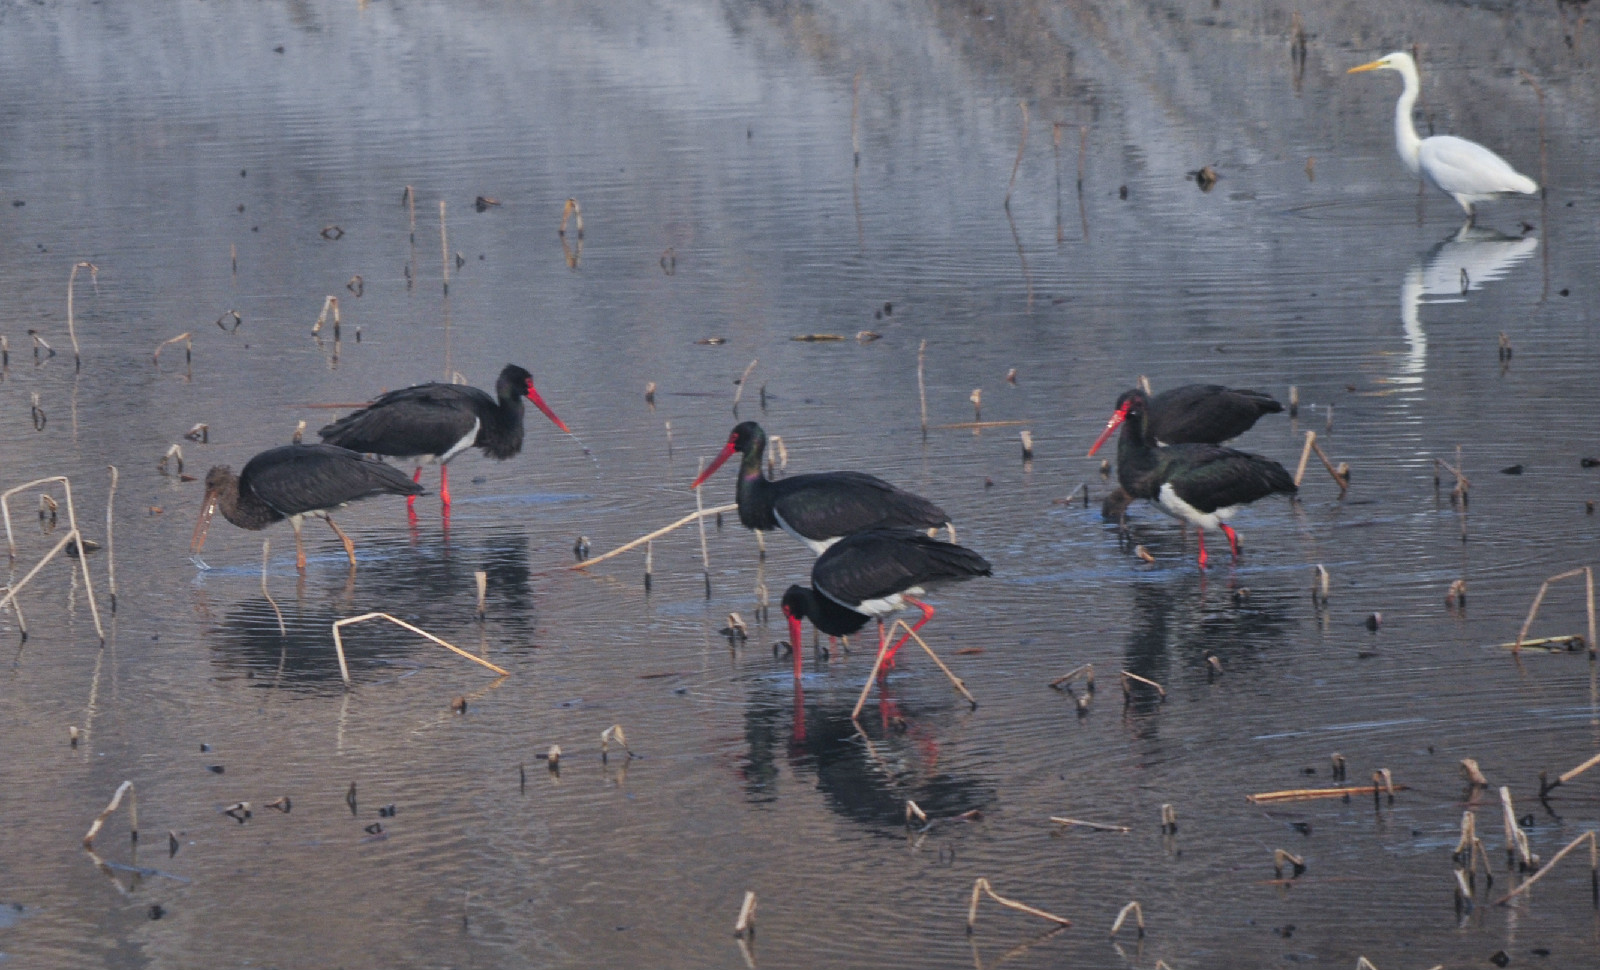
3,1,1600,967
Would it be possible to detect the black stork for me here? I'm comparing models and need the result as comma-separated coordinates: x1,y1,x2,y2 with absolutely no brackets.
191,444,425,571
318,364,568,509
690,422,950,554
1096,384,1283,521
780,528,991,679
1087,389,1296,568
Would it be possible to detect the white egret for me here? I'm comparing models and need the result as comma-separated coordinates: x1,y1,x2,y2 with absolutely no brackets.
1348,51,1538,218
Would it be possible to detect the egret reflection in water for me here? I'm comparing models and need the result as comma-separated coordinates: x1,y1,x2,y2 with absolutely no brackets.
1398,224,1539,385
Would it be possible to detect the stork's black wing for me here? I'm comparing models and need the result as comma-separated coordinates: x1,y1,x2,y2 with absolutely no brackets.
239,444,423,517
318,383,494,458
1160,444,1296,513
1149,384,1282,444
812,529,991,606
769,471,949,541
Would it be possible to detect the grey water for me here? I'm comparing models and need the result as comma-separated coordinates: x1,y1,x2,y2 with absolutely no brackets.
2,1,1600,967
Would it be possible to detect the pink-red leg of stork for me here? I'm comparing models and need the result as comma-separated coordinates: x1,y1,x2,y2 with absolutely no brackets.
1197,529,1208,569
440,465,452,507
883,598,936,667
408,466,423,509
1220,523,1241,559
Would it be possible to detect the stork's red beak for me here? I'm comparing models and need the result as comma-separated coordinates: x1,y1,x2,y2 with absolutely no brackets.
786,610,805,679
525,378,570,434
690,436,739,489
190,489,218,553
1086,402,1130,457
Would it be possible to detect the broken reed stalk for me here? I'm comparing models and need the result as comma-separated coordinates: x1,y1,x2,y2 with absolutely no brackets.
67,261,97,371
1119,669,1165,698
0,476,105,641
1049,663,1094,690
261,540,286,636
1050,816,1129,833
1460,758,1489,788
152,333,192,366
917,340,928,434
1310,439,1349,492
1544,750,1600,798
559,198,584,238
1004,100,1029,208
852,617,977,719
474,570,487,618
82,780,138,848
566,504,738,571
330,612,508,687
1109,901,1144,938
1512,567,1596,656
1273,848,1306,877
600,724,631,761
1293,431,1315,487
732,358,759,410
733,890,758,938
1494,830,1597,906
1500,786,1536,870
966,877,1071,934
1246,784,1407,803
104,466,117,610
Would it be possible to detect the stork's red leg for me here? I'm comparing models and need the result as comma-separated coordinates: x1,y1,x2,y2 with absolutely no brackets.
408,466,422,509
884,598,936,665
1197,529,1208,569
1220,524,1240,558
440,465,452,507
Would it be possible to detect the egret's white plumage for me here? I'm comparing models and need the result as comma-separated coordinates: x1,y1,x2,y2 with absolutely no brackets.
1348,51,1538,216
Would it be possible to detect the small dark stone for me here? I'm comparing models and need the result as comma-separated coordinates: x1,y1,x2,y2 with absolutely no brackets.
1581,457,1599,468
1531,948,1551,957
378,804,397,818
1490,951,1510,968
200,743,210,752
1560,289,1570,297
1291,821,1312,836
364,822,384,835
1365,613,1382,632
883,302,893,315
11,200,23,207
1500,464,1524,475
1118,185,1129,199
273,45,284,53
1302,767,1317,775
206,765,224,774
874,309,883,320
1274,924,1295,938
148,904,165,920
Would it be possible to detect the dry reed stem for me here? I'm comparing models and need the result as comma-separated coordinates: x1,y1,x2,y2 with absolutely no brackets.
917,340,928,433
1513,567,1595,655
559,198,584,238
1497,635,1584,651
732,359,758,410
1293,431,1315,487
733,890,758,937
966,877,1071,934
330,612,508,686
1356,960,1378,970
566,504,738,571
1310,439,1348,492
601,724,631,760
260,540,286,636
1460,759,1489,788
1494,830,1598,906
933,420,1030,430
1109,901,1143,937
1160,804,1177,833
1050,817,1129,833
82,780,137,848
1004,101,1029,207
851,617,976,719
1119,669,1165,698
0,475,104,641
1455,810,1478,857
474,570,487,618
438,201,450,291
1273,848,1306,877
1500,786,1535,870
66,261,96,370
851,70,861,166
907,800,929,824
104,466,117,609
1551,750,1600,791
1246,784,1407,804
1049,663,1094,690
152,333,191,365
693,458,712,587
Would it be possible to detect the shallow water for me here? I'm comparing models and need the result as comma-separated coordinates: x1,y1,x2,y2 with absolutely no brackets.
3,1,1600,967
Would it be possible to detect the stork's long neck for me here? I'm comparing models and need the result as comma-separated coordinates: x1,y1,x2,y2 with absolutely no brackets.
734,435,776,530
1393,61,1424,177
215,474,281,530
